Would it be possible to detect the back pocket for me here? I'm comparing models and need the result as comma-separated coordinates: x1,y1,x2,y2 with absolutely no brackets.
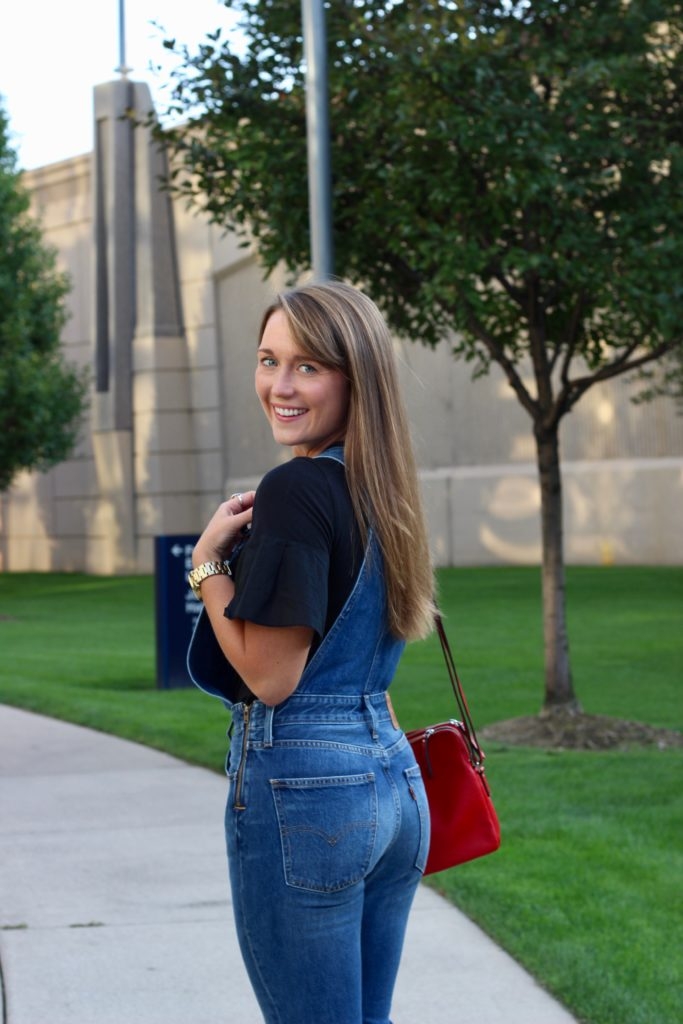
404,763,430,874
270,773,377,893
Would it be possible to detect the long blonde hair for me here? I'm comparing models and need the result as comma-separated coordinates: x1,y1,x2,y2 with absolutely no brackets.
260,281,435,641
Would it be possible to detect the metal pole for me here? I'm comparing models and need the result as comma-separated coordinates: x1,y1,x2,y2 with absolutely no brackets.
301,0,334,279
116,0,130,77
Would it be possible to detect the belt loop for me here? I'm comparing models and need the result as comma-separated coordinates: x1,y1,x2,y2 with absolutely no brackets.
363,694,379,740
263,705,274,747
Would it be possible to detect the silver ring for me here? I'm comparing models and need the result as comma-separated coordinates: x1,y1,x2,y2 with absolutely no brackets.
230,492,244,510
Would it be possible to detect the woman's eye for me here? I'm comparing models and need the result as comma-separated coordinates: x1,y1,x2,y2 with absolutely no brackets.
299,363,317,375
260,356,277,368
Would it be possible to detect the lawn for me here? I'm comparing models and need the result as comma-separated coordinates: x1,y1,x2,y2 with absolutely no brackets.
1,566,681,1024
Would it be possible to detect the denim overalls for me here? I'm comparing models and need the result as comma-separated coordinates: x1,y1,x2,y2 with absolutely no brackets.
188,449,430,1024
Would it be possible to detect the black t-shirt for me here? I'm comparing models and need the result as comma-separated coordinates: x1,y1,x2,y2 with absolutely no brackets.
223,452,364,701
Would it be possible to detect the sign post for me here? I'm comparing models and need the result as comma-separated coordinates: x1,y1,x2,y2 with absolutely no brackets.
154,534,201,689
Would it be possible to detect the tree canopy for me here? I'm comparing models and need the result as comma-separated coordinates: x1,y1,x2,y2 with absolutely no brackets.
0,101,88,493
162,0,681,383
159,0,683,710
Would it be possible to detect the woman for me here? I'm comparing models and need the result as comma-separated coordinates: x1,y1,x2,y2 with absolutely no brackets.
187,280,434,1024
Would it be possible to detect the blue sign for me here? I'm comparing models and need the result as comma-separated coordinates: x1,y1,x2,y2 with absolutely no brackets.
155,534,201,689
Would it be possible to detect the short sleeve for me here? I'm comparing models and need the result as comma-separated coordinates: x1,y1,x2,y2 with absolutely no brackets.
227,535,329,635
225,459,336,635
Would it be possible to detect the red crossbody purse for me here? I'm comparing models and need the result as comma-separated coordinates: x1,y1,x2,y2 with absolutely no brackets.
406,614,501,874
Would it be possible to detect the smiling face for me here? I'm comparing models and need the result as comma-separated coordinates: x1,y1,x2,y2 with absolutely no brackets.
255,309,351,457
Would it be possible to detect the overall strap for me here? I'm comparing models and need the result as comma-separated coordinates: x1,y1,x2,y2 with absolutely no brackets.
314,445,345,466
314,444,374,544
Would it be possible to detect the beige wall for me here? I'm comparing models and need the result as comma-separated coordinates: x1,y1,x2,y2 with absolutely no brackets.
1,129,682,573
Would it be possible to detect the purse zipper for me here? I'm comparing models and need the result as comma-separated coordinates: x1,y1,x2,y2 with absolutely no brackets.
233,703,251,811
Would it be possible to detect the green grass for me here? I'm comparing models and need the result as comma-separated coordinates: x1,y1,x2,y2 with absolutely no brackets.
1,566,682,1024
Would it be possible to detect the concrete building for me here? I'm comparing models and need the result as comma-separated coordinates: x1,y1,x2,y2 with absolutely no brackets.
1,79,682,574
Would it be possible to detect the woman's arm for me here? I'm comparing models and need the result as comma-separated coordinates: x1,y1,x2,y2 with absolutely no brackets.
198,574,313,706
192,491,313,705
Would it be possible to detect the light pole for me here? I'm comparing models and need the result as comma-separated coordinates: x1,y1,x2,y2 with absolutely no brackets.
301,0,334,280
115,0,131,77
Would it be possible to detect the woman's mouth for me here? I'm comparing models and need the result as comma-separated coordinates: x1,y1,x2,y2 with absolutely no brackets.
273,406,307,420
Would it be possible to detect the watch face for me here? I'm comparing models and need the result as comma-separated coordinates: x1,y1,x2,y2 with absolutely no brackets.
189,560,231,600
188,568,203,598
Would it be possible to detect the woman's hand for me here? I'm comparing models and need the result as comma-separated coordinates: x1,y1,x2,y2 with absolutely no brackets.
192,490,256,567
192,487,311,704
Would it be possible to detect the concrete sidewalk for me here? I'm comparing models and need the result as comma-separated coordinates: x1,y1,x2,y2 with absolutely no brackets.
0,705,578,1024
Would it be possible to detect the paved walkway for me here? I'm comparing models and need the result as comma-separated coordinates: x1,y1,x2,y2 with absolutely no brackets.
0,704,579,1023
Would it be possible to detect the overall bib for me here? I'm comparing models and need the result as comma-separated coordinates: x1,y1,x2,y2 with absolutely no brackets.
188,449,430,1024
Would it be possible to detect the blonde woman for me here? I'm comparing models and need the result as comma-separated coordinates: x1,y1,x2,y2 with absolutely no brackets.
188,281,434,1024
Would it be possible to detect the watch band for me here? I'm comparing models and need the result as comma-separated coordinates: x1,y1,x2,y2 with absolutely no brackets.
187,560,233,601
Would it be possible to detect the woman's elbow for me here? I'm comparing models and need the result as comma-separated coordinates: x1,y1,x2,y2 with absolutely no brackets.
237,624,313,706
247,673,301,707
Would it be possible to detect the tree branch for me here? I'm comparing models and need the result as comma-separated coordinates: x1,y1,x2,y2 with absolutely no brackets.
460,304,540,421
553,340,679,424
552,292,586,378
492,267,526,306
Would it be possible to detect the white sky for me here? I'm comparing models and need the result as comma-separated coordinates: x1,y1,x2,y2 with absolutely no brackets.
0,0,240,170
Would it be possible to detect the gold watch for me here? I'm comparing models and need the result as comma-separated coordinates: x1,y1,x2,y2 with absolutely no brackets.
187,560,233,601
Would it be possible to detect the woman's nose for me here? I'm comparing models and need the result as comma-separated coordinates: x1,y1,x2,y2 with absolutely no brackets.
272,368,296,396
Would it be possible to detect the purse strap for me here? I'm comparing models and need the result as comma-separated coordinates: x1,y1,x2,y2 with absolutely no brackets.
434,612,486,770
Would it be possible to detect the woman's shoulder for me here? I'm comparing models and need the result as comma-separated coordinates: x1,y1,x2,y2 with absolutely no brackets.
258,455,344,502
253,455,348,541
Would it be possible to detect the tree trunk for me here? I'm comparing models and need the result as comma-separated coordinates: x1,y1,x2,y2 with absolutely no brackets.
534,425,581,713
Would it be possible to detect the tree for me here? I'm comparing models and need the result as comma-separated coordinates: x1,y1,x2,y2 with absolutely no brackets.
159,0,683,713
0,100,88,493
